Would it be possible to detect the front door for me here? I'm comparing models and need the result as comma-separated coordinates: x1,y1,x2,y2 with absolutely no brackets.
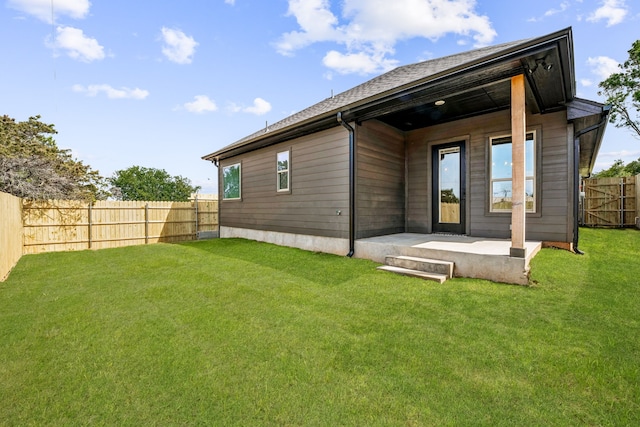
432,142,465,234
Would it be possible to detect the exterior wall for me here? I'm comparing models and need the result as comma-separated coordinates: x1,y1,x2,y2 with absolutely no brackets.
218,109,573,245
355,120,406,238
218,126,350,239
406,109,572,242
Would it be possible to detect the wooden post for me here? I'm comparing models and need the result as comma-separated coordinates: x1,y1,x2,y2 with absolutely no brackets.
194,195,199,239
144,203,149,244
510,74,527,258
88,203,92,249
620,178,625,227
635,174,640,229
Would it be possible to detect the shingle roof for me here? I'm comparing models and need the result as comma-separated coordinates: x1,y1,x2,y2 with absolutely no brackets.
204,36,539,160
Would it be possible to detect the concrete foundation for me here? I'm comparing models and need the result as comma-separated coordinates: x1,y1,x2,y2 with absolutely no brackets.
219,228,542,285
220,227,350,256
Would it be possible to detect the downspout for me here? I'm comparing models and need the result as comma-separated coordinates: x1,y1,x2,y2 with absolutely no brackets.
572,106,610,254
337,112,355,257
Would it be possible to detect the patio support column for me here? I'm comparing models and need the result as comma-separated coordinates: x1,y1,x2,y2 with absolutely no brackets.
510,74,527,258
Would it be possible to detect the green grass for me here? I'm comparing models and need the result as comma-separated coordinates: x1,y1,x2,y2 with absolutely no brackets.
1,228,638,426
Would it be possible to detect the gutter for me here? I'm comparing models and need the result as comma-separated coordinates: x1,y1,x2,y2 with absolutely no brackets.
337,112,355,257
572,105,611,254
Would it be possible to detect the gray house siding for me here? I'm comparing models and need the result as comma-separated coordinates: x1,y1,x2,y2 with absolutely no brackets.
405,109,572,242
220,108,573,244
219,126,350,238
355,120,406,239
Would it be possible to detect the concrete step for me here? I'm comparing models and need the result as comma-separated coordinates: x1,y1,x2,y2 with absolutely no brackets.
384,255,454,278
377,265,449,284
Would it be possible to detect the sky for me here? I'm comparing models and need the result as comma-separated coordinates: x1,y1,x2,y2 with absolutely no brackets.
1,0,638,195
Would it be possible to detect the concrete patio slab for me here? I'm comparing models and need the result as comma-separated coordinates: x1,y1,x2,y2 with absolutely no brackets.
355,233,542,285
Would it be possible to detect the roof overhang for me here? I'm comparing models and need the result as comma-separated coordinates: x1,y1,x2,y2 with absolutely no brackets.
568,98,610,176
203,28,576,163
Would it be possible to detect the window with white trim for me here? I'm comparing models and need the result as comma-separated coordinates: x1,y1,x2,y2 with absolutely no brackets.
222,163,241,200
276,150,289,192
490,132,536,212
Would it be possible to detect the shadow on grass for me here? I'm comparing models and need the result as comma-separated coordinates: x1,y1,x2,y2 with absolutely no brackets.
178,237,381,287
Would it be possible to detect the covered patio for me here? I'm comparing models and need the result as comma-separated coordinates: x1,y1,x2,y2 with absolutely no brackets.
355,233,542,285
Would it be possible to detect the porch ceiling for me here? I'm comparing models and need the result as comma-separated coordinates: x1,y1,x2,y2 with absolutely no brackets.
373,47,568,132
375,80,514,131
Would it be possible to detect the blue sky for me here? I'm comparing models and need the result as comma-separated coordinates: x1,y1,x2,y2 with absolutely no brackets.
1,0,638,194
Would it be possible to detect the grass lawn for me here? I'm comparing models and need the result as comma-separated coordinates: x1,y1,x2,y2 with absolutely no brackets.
1,228,638,426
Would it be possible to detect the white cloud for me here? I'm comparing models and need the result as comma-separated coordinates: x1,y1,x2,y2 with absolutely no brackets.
276,0,341,55
183,95,218,113
160,27,198,64
48,26,105,62
225,99,272,114
323,50,397,75
243,98,272,115
226,102,242,113
72,84,149,100
580,78,594,87
275,0,497,75
544,1,570,17
225,0,236,4
587,56,620,80
587,0,628,26
7,0,90,23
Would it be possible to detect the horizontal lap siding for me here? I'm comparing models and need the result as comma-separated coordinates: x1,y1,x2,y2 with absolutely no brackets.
406,137,429,232
356,120,405,238
220,108,572,243
219,126,350,238
406,110,572,242
525,111,571,242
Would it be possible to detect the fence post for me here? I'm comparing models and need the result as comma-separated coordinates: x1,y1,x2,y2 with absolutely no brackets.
145,203,149,244
194,195,199,240
88,202,93,249
636,175,640,228
620,178,625,228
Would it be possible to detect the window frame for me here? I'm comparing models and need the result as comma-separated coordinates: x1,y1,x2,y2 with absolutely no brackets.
222,162,242,201
276,149,291,194
488,130,537,213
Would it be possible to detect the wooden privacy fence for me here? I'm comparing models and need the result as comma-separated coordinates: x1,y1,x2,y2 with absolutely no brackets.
22,198,219,254
581,175,639,228
1,192,23,281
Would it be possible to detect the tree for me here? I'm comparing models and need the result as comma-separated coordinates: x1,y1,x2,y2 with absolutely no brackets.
593,157,640,178
440,188,459,203
598,40,640,139
109,166,200,201
0,115,107,200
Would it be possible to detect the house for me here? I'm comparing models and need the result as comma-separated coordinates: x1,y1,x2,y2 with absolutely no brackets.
202,27,608,284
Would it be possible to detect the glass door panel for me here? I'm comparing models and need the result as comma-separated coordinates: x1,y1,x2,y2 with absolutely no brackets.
432,142,465,234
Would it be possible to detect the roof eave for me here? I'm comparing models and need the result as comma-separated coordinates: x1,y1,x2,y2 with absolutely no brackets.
203,28,575,162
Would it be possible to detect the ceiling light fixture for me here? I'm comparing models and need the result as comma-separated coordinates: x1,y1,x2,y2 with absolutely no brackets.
435,100,445,106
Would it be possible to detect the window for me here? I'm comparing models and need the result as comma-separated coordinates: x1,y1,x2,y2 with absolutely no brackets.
222,163,241,200
276,150,289,192
490,132,536,212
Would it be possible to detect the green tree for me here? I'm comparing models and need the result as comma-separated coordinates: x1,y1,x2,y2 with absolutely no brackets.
593,157,640,178
0,115,107,200
440,188,459,203
598,40,640,139
109,166,200,201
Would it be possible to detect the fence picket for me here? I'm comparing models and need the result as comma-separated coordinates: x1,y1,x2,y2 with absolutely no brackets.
581,175,638,227
22,198,218,254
